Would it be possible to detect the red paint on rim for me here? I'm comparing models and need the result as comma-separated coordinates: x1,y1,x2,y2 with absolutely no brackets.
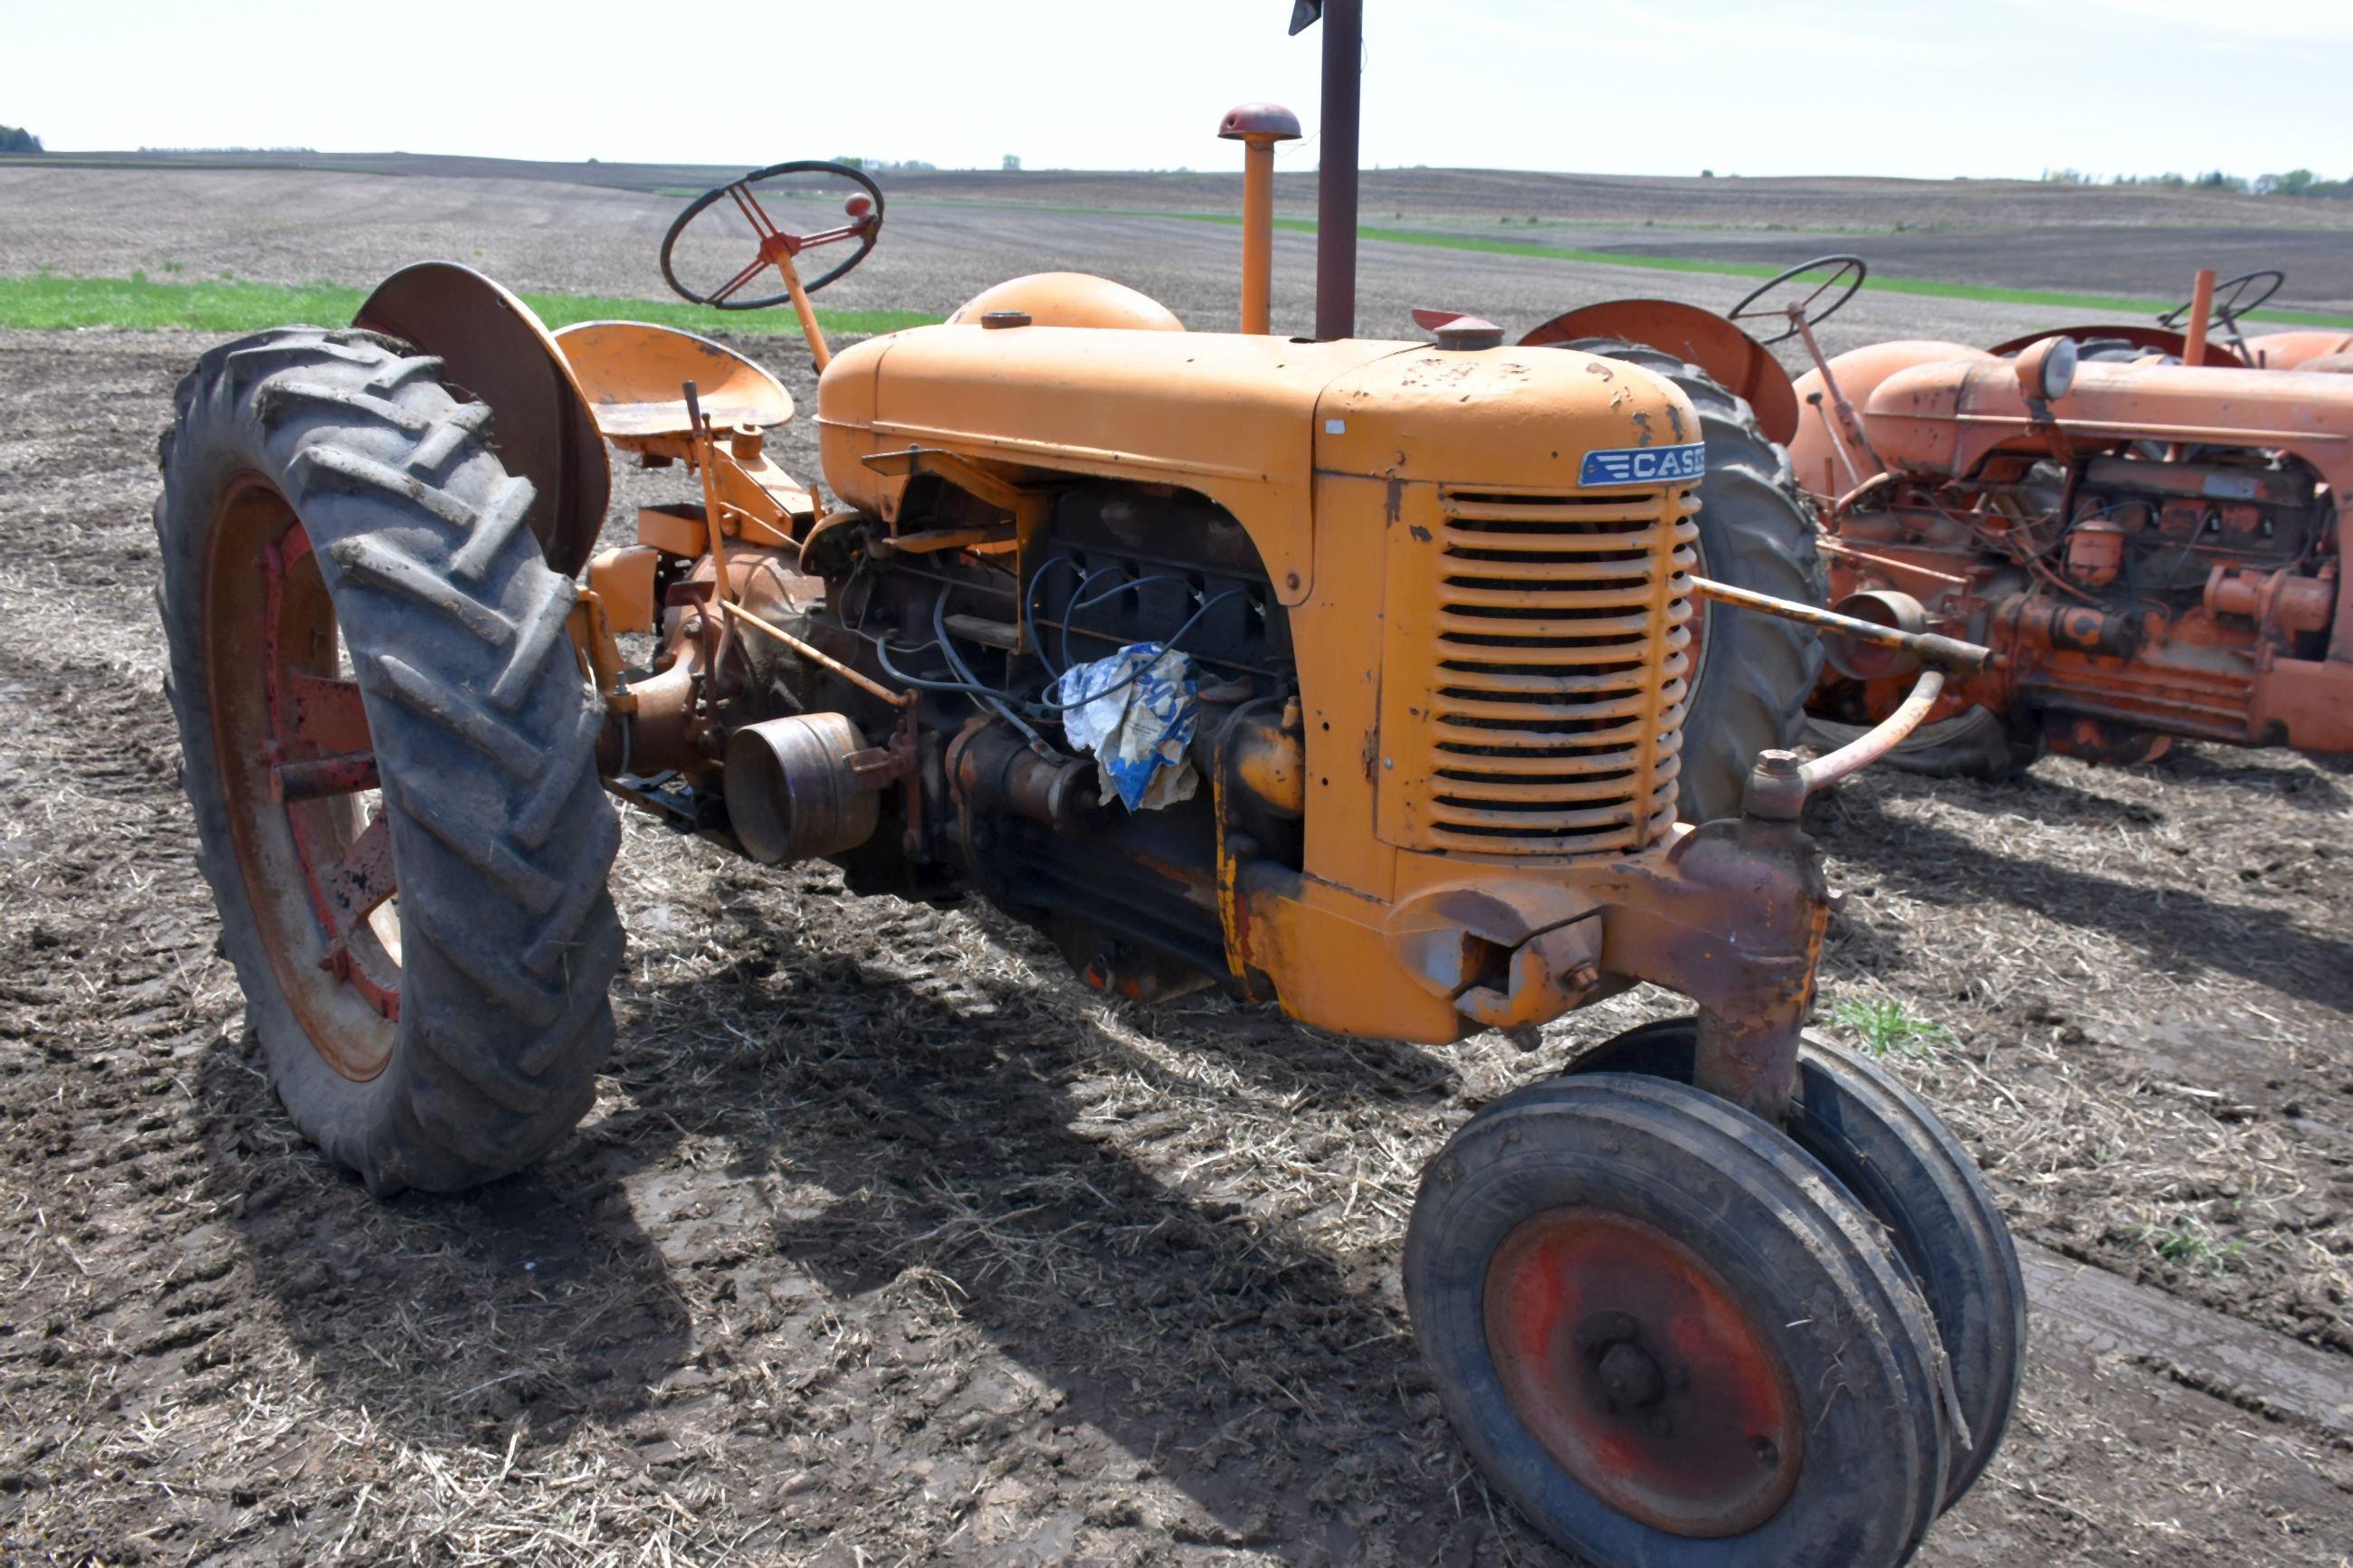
1482,1206,1803,1537
205,474,400,1080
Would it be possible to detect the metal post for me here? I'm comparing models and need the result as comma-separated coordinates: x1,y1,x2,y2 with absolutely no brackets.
1241,140,1276,334
1314,0,1361,340
2179,267,2215,369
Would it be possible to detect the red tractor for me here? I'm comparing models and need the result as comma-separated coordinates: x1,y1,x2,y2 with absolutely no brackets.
1783,261,2353,774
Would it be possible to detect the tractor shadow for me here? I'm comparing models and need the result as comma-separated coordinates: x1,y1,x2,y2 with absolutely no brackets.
195,1031,694,1447
605,900,1499,1563
190,893,1505,1561
1815,787,2353,1014
2148,745,2353,812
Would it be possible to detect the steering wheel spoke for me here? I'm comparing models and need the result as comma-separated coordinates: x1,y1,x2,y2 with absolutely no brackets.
2158,269,2283,331
727,181,781,240
708,252,779,306
662,160,886,311
1729,254,1870,346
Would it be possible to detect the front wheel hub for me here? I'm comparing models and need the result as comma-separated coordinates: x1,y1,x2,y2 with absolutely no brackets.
1483,1206,1803,1537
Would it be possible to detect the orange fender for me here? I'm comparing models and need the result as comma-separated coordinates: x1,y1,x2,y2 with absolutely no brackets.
1519,299,1797,446
2246,328,2353,370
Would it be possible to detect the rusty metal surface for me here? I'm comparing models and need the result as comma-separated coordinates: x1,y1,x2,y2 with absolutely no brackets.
1483,1207,1805,1537
205,486,399,1081
723,712,883,864
1801,669,1949,793
354,262,611,575
1691,575,1988,674
1801,327,2353,765
1520,300,1800,447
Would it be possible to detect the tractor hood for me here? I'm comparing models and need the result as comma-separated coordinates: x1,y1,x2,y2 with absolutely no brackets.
816,324,1696,603
1862,357,2353,502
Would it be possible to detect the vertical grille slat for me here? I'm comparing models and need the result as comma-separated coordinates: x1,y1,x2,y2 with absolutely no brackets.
1411,485,1697,856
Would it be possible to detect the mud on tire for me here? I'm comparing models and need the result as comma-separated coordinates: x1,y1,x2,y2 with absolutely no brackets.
157,327,624,1193
1561,338,1827,822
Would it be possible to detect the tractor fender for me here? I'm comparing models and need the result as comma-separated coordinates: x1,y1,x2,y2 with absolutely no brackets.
353,262,610,575
1520,299,1797,446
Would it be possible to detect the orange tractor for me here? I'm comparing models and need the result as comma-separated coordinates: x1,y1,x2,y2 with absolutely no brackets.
1777,259,2353,774
151,5,2023,1562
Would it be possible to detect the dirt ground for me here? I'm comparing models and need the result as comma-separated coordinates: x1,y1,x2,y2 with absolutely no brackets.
1,169,2350,1566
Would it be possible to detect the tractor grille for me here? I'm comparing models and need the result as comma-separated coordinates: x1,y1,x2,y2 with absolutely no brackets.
1410,485,1698,856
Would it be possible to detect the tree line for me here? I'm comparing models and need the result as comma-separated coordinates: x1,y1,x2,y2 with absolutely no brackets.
2042,166,2349,199
0,126,43,155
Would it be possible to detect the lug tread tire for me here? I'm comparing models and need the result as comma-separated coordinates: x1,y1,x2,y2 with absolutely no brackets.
1561,339,1827,822
157,327,624,1194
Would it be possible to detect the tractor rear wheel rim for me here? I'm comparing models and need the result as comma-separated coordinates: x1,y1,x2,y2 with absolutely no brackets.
205,473,400,1079
1482,1205,1803,1538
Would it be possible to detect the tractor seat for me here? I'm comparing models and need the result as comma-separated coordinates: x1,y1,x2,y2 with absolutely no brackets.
552,320,794,441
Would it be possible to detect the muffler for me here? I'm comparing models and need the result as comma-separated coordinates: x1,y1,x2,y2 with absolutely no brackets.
723,713,885,864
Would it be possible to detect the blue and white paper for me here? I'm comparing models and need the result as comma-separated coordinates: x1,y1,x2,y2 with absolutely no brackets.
1053,643,1202,811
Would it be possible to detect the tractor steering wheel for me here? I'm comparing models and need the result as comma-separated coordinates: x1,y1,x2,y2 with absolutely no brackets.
1728,254,1869,346
659,160,885,310
2157,269,2282,331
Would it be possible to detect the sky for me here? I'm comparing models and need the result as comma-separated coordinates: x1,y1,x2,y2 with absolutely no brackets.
5,0,2349,180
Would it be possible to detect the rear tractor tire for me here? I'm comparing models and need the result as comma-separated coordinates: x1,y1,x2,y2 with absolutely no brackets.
1558,339,1827,822
157,327,624,1193
1405,1070,1953,1565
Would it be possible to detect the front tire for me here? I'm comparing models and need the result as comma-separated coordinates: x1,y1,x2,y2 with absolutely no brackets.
1567,1019,2024,1511
157,327,624,1193
1405,1073,1950,1565
1558,339,1826,821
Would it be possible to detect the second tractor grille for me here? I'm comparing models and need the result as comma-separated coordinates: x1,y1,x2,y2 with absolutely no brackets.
1416,485,1698,855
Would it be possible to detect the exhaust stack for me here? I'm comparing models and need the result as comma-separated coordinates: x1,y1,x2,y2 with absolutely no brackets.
1307,0,1363,339
1218,103,1302,334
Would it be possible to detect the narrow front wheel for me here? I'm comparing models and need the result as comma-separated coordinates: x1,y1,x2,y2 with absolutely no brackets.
1405,1072,1950,1565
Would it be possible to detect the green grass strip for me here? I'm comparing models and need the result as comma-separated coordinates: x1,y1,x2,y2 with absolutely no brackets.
0,271,938,337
